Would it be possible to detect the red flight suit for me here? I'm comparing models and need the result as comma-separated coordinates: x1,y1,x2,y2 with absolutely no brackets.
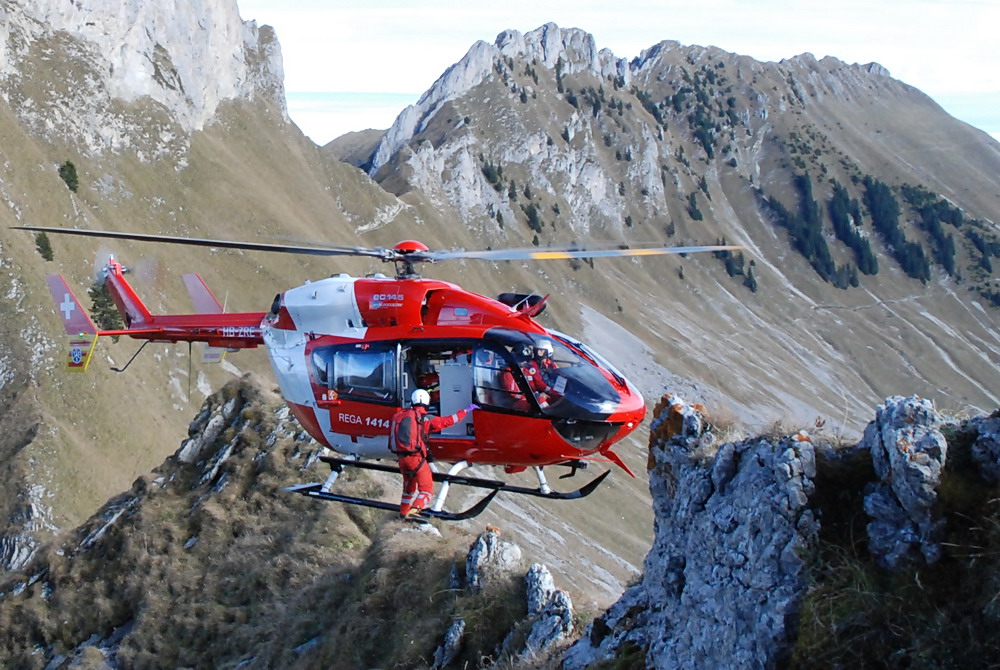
520,358,557,407
390,405,469,516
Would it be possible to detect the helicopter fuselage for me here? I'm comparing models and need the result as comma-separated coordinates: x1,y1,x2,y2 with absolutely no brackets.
264,273,646,469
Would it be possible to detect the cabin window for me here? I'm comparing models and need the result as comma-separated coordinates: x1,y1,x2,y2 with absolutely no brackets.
311,343,397,403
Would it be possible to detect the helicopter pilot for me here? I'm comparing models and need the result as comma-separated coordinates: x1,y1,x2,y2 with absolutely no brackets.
474,348,522,410
517,339,559,408
390,389,477,519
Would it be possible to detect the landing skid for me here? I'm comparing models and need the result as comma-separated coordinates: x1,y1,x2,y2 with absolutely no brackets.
285,483,499,521
320,456,609,500
286,456,611,521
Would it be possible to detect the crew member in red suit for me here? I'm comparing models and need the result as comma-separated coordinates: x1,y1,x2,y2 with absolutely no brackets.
390,389,477,519
500,364,526,410
519,339,558,408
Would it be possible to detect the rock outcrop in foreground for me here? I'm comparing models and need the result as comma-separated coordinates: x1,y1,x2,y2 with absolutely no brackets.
565,397,819,669
0,378,580,669
564,395,1000,669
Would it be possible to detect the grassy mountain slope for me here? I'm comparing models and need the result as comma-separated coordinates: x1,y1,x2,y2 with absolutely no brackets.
0,93,428,549
2,16,999,630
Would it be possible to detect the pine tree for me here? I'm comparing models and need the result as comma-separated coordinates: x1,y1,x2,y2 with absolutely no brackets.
88,281,124,342
35,232,54,261
687,192,703,221
58,160,79,192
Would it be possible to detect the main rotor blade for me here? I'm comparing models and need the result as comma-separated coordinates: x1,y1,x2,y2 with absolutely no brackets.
427,243,745,262
12,226,391,260
14,226,745,265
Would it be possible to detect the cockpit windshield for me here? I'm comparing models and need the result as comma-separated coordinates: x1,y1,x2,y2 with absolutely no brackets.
478,328,623,420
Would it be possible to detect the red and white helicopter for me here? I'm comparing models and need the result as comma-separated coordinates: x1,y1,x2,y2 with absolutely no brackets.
17,225,740,519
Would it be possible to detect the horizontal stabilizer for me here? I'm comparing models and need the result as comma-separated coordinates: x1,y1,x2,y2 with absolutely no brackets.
182,273,227,363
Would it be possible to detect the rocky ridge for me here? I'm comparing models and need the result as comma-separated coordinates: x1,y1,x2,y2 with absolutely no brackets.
369,23,922,229
4,377,1000,667
563,395,1000,668
370,23,625,174
564,396,819,669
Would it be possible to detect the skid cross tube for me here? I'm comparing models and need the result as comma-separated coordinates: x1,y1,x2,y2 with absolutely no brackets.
432,460,470,512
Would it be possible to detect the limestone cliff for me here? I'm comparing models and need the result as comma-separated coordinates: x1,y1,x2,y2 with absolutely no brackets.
564,397,819,669
563,395,1000,668
0,0,286,153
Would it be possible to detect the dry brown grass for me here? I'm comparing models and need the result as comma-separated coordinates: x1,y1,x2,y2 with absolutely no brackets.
791,424,1000,668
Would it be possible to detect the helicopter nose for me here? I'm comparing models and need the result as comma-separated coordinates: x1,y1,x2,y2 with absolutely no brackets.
617,381,646,418
620,399,647,427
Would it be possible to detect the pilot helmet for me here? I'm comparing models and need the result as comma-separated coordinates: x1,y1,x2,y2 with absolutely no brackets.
411,389,431,406
535,339,554,358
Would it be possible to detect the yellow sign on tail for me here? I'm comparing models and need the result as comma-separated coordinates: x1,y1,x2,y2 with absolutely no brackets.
66,333,97,372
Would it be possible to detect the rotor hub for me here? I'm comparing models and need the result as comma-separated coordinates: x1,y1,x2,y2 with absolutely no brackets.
393,240,430,254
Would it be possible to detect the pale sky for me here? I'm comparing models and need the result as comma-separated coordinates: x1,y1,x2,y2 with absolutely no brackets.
239,1,1000,145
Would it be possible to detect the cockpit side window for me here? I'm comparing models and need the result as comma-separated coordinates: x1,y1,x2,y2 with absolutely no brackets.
472,346,529,411
311,348,333,387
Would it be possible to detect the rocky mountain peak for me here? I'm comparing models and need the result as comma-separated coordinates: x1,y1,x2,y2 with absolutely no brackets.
0,0,285,151
369,23,626,174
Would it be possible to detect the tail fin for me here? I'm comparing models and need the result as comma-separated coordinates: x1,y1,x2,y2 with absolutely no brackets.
102,256,152,328
181,273,226,364
45,275,98,372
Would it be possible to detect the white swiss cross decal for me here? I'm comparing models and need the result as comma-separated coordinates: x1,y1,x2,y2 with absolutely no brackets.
60,293,76,321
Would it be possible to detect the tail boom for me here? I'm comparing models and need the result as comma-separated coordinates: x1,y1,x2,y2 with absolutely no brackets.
45,260,265,365
98,257,265,348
